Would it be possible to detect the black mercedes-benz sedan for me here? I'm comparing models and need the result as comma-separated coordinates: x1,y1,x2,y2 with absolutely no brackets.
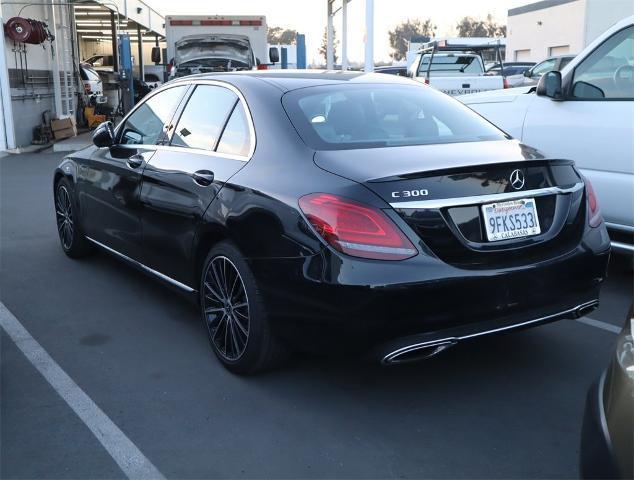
53,71,610,374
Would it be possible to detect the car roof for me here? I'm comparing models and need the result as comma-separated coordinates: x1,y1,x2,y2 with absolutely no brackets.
168,69,415,92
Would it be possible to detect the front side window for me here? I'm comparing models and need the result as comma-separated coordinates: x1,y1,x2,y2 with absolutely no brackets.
282,84,507,150
572,26,634,99
119,85,188,145
171,85,238,150
530,58,557,77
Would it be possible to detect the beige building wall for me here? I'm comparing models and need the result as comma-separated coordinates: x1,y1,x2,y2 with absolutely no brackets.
584,0,634,45
506,0,587,62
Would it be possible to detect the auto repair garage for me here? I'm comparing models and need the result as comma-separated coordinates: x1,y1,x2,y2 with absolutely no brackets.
0,0,165,152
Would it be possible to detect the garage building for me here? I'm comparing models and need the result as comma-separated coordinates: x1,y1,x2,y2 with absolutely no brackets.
506,0,634,62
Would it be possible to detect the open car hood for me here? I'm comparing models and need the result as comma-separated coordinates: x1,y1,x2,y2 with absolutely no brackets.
175,34,252,66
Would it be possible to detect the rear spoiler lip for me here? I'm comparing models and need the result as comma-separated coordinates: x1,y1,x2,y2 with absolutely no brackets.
367,158,576,183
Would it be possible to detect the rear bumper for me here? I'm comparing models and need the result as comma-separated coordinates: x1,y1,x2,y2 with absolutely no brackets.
248,241,610,353
378,299,598,364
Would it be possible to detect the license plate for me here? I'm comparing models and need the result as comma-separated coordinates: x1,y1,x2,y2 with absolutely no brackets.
481,198,541,242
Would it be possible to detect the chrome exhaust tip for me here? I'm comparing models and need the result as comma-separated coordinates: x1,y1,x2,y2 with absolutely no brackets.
382,340,457,365
575,300,600,318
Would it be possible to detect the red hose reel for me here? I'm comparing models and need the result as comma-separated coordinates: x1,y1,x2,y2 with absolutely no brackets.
4,17,53,44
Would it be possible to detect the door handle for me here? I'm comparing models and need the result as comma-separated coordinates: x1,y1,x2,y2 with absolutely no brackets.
127,154,144,169
192,170,215,187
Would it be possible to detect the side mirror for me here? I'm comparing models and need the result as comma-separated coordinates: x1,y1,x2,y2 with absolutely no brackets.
269,46,279,64
523,69,531,78
536,71,563,100
92,121,115,148
151,46,161,64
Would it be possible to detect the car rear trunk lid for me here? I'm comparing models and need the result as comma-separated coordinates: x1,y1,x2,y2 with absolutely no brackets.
314,141,586,268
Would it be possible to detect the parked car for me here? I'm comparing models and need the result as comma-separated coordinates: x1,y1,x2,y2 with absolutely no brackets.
83,54,116,72
144,72,162,89
132,78,153,103
407,41,508,95
53,71,610,374
580,306,633,479
375,65,408,77
517,54,575,87
485,62,535,87
79,62,103,96
460,16,634,253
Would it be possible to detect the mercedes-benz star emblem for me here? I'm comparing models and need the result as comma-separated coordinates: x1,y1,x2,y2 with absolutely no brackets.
510,169,525,190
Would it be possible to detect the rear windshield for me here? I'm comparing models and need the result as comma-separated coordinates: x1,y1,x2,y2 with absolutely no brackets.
418,54,483,75
282,84,507,150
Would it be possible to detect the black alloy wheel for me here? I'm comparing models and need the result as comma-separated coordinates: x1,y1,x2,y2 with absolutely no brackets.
200,242,288,374
54,178,92,258
202,255,250,361
56,184,75,251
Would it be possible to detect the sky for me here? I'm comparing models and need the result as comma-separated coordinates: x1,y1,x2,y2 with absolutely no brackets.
145,0,529,64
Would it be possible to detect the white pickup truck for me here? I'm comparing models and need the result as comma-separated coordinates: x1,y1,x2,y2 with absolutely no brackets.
460,16,634,253
407,42,508,96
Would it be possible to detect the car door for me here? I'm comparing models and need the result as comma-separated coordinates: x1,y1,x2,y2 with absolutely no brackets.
139,82,254,284
78,84,189,260
521,25,634,230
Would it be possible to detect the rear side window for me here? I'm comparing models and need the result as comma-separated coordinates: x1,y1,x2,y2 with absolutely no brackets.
216,102,251,157
119,85,188,145
171,85,237,151
282,84,506,150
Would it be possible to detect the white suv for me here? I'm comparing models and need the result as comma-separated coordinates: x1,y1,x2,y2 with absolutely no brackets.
460,16,634,253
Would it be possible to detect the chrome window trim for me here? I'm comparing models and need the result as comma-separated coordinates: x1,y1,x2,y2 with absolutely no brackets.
113,79,256,162
389,182,584,209
164,80,256,161
85,237,196,293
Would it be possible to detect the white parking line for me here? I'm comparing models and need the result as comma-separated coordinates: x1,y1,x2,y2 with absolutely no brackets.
0,302,165,480
577,316,621,334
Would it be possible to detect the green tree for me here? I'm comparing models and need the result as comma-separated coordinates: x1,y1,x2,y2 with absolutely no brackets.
267,26,298,45
318,26,338,64
456,14,506,38
388,18,436,61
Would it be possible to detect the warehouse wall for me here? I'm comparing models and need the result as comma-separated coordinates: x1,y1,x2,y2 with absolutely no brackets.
505,0,587,62
0,2,74,149
584,0,634,45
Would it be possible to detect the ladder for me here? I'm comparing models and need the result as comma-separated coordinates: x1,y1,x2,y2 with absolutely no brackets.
50,2,76,118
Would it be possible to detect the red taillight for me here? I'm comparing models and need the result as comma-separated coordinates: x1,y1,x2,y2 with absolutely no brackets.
166,63,173,73
257,64,268,70
424,77,429,85
503,78,510,89
299,193,417,260
584,177,602,227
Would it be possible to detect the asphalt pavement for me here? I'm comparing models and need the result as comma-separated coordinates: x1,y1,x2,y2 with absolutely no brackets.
1,152,632,479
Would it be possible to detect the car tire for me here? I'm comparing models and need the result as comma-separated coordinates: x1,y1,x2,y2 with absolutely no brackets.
54,177,93,259
200,241,289,374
